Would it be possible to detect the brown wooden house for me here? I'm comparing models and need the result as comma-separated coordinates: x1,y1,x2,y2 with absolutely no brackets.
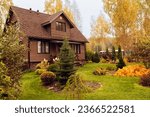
8,6,88,68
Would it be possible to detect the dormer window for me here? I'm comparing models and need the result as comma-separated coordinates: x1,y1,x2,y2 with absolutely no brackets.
56,22,66,32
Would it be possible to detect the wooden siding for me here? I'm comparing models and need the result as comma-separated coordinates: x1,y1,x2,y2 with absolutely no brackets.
51,15,71,39
30,40,50,62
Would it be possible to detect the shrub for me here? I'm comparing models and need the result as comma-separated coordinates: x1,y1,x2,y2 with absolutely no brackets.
35,59,49,69
35,69,47,75
92,52,100,63
116,57,126,69
100,58,107,63
144,62,150,69
47,63,59,72
63,74,91,99
114,65,150,77
106,66,116,71
40,71,56,85
140,72,150,87
93,68,106,76
85,51,94,61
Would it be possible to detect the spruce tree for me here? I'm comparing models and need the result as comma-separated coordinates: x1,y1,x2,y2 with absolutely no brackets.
59,39,75,82
116,45,126,69
117,45,122,59
111,46,116,61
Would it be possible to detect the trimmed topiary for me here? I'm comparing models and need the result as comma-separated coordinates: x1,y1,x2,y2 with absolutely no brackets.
40,71,56,85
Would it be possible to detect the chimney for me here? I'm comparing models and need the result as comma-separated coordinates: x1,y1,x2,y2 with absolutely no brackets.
29,8,32,13
37,10,39,12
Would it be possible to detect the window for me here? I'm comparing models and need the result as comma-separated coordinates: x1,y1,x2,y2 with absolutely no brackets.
56,22,66,32
71,44,81,54
37,41,50,54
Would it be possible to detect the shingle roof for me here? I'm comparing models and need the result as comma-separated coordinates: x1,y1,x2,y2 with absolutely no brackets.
10,6,88,43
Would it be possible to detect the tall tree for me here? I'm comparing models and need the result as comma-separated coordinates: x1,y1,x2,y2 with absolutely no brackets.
103,0,140,50
44,0,75,22
0,24,26,99
90,15,111,51
59,39,75,83
63,0,75,22
71,0,82,31
91,16,110,38
44,0,63,14
0,0,13,34
111,46,116,61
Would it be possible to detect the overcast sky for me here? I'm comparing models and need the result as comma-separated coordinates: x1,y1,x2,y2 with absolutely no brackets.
12,0,105,38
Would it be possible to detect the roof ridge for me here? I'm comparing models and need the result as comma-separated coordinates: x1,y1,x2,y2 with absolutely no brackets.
11,6,51,16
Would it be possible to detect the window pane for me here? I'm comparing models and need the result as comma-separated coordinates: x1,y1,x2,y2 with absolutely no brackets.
38,41,41,53
45,42,49,53
41,42,45,53
56,22,66,32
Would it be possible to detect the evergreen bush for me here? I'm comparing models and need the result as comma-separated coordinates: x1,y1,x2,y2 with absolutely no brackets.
116,45,126,69
92,52,100,63
63,74,91,99
85,51,94,61
47,63,59,73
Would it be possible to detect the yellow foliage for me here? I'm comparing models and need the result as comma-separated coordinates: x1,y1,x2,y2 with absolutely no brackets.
114,64,150,77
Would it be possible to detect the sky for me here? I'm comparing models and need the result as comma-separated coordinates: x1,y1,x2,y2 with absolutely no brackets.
12,0,105,38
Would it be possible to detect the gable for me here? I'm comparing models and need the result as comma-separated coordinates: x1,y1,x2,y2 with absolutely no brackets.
42,12,74,28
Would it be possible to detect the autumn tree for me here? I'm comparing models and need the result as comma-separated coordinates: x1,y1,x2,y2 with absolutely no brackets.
70,0,82,31
44,0,74,22
0,0,13,34
44,0,63,14
103,0,140,50
44,0,82,28
0,24,26,99
89,15,111,52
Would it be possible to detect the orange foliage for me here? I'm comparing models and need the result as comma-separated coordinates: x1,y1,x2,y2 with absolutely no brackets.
114,65,150,77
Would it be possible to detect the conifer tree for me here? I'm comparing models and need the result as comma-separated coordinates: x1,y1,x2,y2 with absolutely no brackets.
92,52,100,63
116,45,126,69
111,46,116,61
59,39,75,82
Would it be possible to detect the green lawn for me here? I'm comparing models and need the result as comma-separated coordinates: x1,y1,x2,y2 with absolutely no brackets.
20,63,150,100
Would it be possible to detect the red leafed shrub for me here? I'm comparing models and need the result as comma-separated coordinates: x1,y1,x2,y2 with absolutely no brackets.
140,72,150,87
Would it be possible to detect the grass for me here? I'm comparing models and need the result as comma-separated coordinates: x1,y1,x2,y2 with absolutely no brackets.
19,63,150,100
